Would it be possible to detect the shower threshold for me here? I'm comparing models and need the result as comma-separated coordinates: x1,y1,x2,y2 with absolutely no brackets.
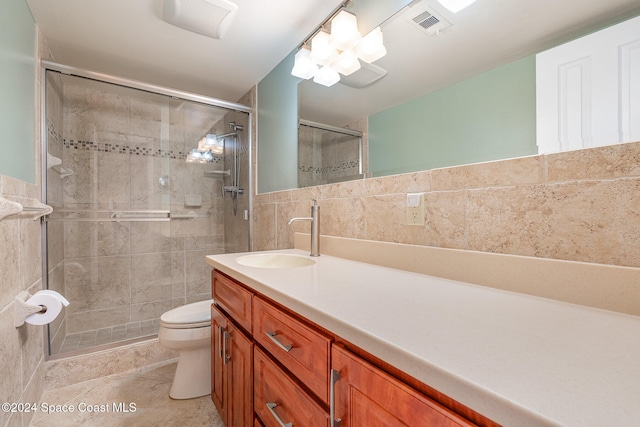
56,319,161,355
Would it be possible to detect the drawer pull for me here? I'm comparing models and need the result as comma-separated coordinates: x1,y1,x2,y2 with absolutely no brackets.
266,402,293,427
265,331,293,352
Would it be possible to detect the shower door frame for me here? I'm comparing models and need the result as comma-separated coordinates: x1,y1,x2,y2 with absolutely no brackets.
39,61,253,359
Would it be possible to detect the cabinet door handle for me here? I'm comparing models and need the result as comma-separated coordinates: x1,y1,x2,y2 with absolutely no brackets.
265,331,293,352
330,369,342,427
218,326,225,359
223,330,231,364
266,402,293,427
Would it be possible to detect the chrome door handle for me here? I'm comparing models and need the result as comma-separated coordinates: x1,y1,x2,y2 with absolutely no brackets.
265,331,292,352
330,369,342,427
218,326,225,359
223,330,231,364
266,402,293,427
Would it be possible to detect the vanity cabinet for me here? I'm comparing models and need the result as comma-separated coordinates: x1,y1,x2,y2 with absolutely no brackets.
212,270,492,427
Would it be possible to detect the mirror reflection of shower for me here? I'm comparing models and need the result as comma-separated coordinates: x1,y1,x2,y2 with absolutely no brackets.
190,122,244,215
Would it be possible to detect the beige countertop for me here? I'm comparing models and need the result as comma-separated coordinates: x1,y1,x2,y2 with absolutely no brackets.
206,249,640,427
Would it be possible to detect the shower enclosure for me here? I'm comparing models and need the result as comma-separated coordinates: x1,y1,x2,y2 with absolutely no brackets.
43,63,251,356
298,120,364,187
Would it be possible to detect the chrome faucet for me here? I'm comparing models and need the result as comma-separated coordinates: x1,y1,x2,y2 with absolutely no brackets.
288,200,320,257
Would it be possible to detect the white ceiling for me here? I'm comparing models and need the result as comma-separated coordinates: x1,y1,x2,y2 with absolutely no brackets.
26,0,344,102
26,0,640,125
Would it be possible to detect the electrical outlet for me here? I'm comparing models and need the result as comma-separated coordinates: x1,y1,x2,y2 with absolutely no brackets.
406,193,425,226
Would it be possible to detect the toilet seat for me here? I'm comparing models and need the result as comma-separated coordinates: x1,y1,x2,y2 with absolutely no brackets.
160,299,213,329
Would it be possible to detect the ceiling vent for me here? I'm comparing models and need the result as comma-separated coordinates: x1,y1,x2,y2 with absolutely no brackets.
338,61,387,89
406,3,451,36
163,0,238,39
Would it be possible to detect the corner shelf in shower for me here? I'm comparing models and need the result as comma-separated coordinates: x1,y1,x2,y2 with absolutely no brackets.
47,153,74,178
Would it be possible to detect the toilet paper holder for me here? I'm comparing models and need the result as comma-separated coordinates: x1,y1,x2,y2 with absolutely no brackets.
14,291,64,327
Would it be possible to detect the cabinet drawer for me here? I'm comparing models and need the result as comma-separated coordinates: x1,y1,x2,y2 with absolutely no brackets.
253,296,331,403
333,345,477,427
213,271,253,332
254,347,329,427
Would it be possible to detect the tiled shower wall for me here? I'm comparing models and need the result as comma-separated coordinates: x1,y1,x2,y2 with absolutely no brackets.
46,78,249,353
253,140,640,269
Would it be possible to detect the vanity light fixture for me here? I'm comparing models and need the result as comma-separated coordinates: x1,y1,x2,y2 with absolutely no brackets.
188,133,222,163
291,5,387,87
291,47,318,79
437,0,477,13
353,27,386,63
310,30,339,66
314,66,341,87
329,10,361,51
198,133,224,155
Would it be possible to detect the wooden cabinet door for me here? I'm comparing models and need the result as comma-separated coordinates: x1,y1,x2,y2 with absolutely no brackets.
212,304,253,427
332,345,476,427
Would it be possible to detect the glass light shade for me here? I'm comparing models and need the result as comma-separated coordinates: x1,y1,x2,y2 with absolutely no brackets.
198,133,223,155
186,148,203,163
201,151,213,162
291,47,318,80
437,0,477,13
310,30,338,67
313,66,340,87
329,10,361,51
332,50,361,76
355,27,387,63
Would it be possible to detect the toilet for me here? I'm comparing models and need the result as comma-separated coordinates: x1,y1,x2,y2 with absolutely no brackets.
158,299,213,399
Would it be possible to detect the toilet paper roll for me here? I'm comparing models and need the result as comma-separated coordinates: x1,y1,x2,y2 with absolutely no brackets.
24,291,68,325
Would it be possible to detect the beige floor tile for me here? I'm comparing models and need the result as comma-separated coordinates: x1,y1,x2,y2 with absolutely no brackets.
31,361,222,427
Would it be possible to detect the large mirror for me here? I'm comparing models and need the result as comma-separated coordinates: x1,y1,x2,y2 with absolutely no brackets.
258,0,640,193
0,0,36,184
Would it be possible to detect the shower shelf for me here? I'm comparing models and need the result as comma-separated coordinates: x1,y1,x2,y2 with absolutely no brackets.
204,170,230,177
0,195,53,222
47,153,73,178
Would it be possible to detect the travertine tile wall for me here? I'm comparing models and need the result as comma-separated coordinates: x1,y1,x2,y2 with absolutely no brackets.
0,27,47,427
253,140,640,269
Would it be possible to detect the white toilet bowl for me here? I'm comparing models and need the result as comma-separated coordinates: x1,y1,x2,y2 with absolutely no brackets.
158,299,213,399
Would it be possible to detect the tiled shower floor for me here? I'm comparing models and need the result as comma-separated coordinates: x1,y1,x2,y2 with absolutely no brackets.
58,319,161,353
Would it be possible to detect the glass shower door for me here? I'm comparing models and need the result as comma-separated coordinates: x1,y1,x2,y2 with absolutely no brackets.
44,69,249,356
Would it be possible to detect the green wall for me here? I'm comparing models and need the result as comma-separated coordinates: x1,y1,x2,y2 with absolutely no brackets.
257,51,300,193
0,0,35,184
369,56,537,176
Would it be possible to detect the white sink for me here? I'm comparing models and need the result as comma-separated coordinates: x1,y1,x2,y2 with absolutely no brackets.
236,253,316,269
